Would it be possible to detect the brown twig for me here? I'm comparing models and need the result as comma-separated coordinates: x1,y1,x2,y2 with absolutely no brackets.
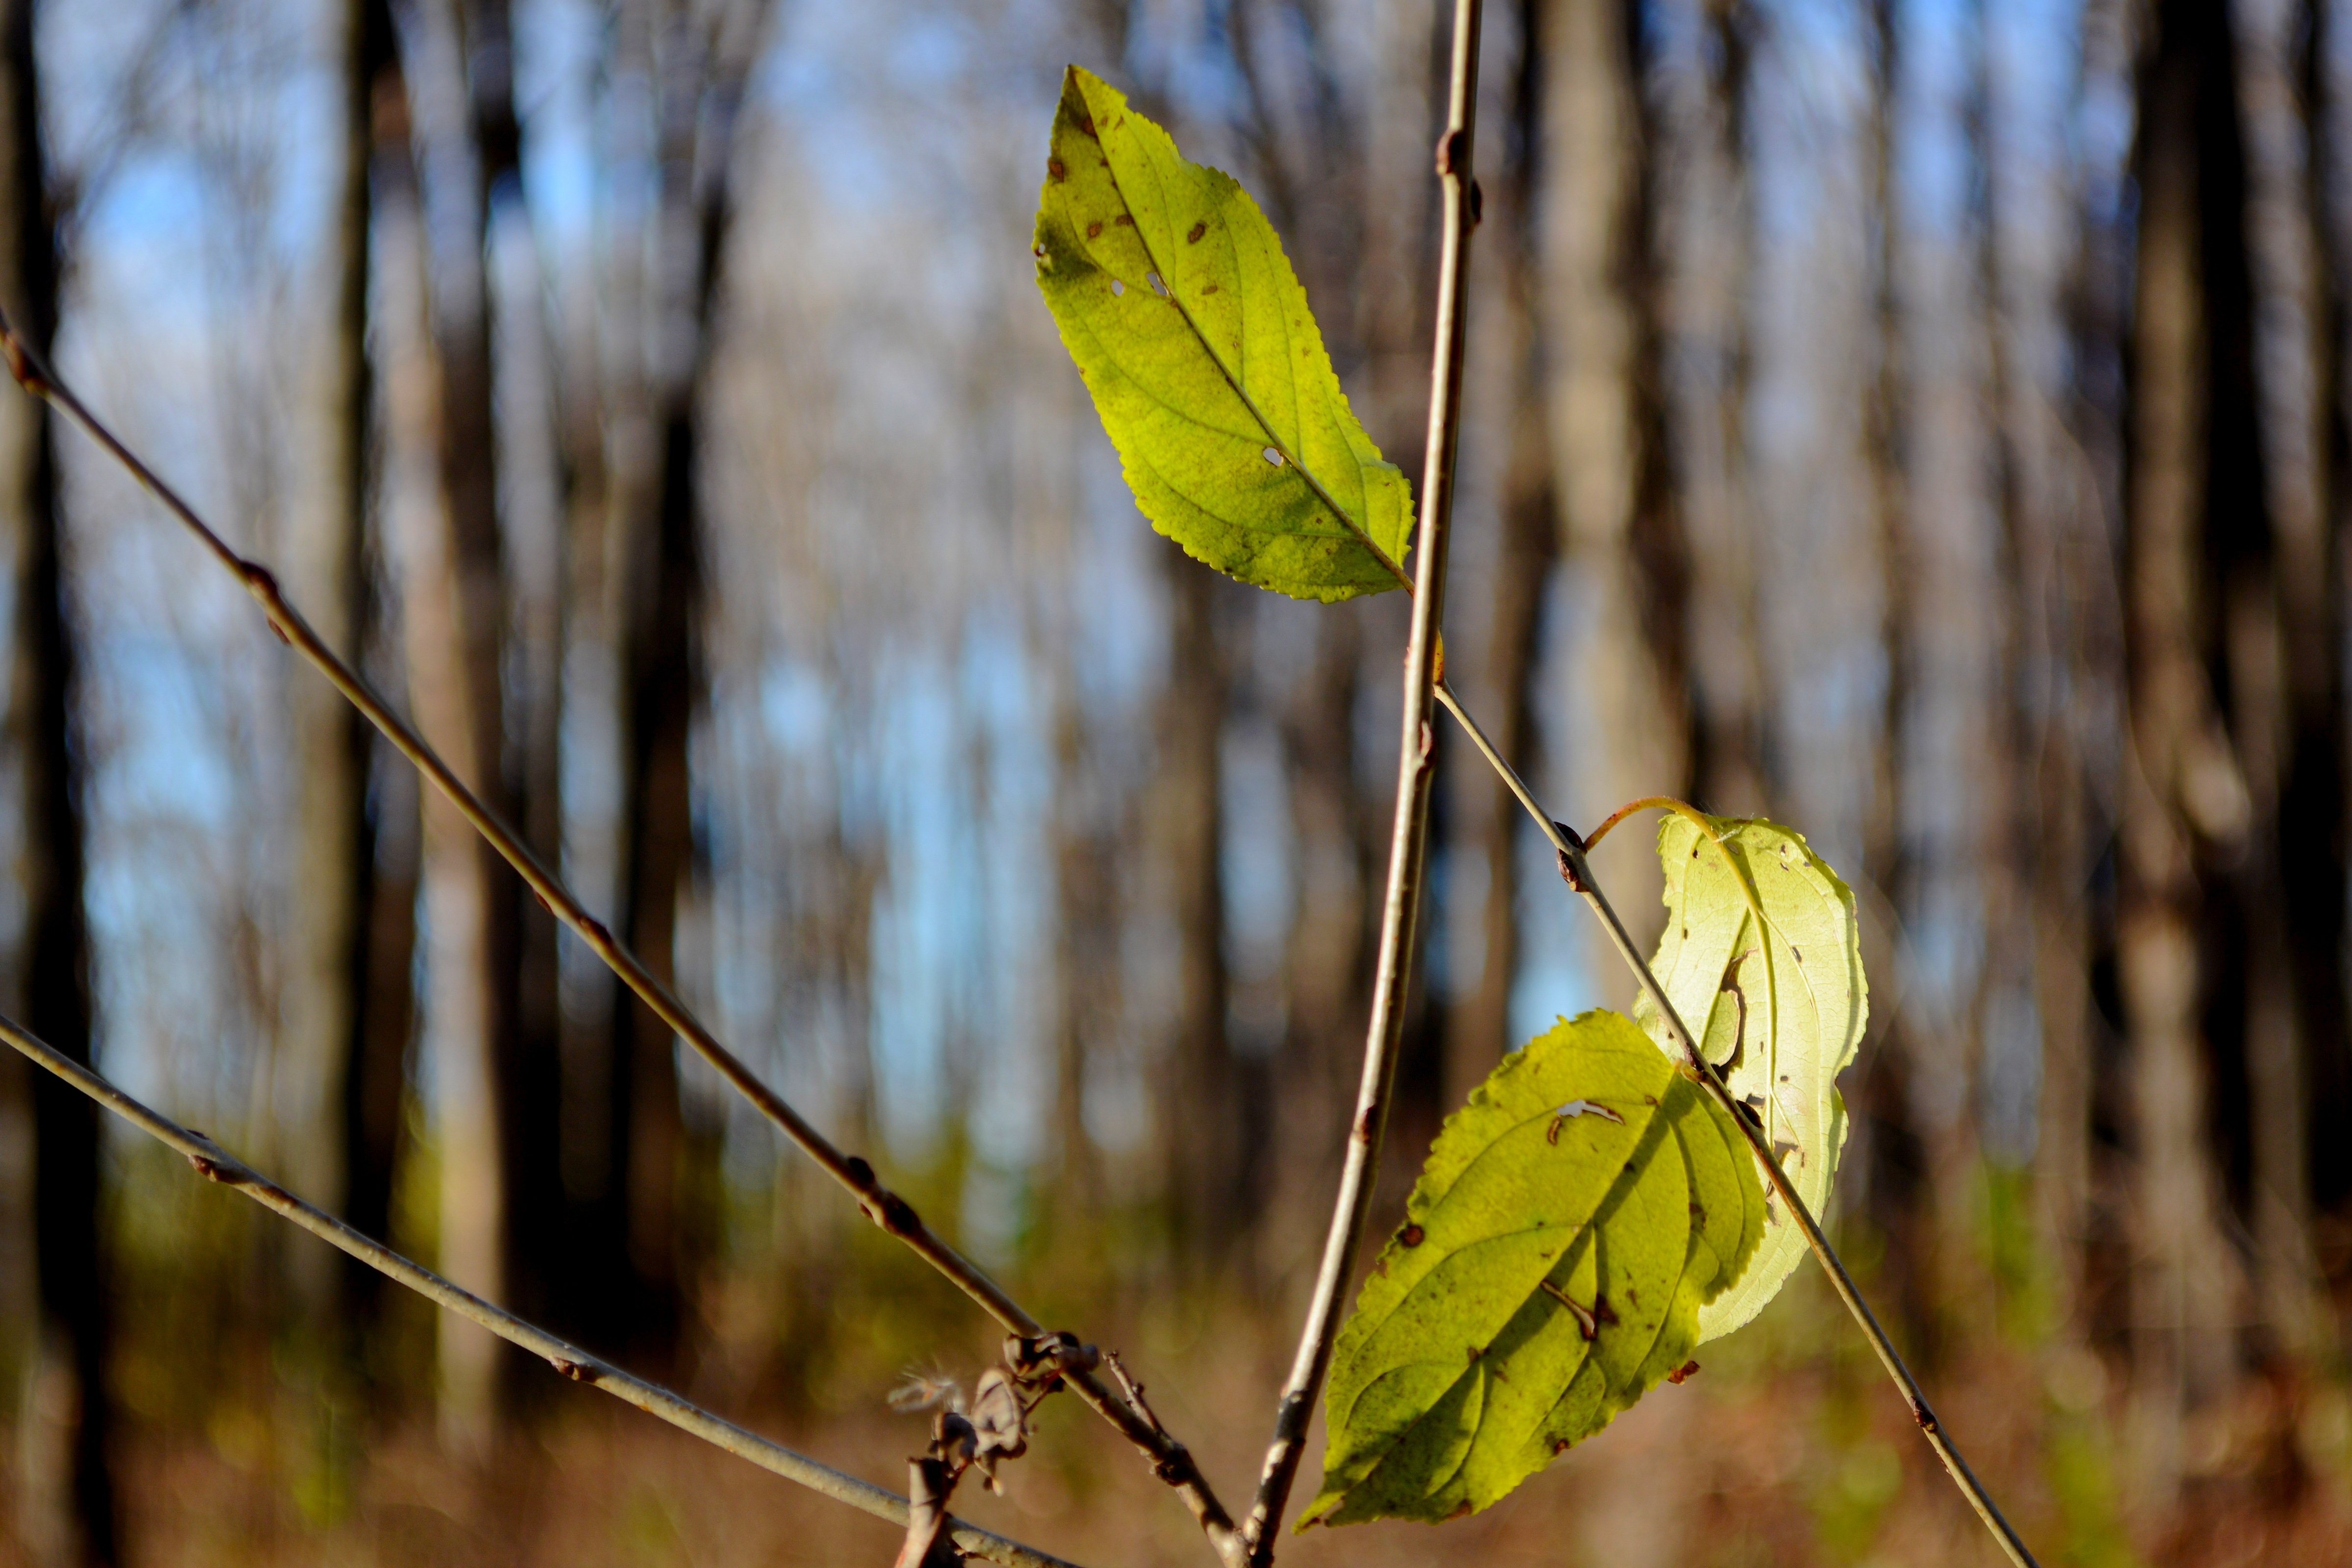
1433,689,2040,1568
1239,1,1485,1557
0,1013,1081,1568
0,313,1242,1567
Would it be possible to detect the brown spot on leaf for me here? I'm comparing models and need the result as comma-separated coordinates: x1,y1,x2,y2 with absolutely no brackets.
1086,221,1102,239
1114,214,1133,226
1400,1224,1425,1248
1447,1500,1473,1520
1593,1295,1620,1326
1187,220,1206,243
1202,283,1219,294
1666,1361,1700,1385
1048,157,1066,182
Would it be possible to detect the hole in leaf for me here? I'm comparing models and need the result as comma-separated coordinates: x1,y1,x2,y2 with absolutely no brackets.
1110,279,1125,297
1263,447,1284,466
1149,271,1169,297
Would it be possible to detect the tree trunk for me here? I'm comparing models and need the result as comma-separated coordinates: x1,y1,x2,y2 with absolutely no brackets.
345,0,420,1376
1537,0,1683,983
375,80,506,1453
0,1,115,1558
271,0,393,1385
1649,0,1762,814
1154,559,1243,1266
605,0,767,1354
2228,0,2339,1362
2121,0,2256,1497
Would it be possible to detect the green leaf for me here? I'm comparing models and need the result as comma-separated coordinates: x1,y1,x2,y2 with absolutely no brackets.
1031,67,1414,603
1632,812,1867,1342
1303,1010,1764,1528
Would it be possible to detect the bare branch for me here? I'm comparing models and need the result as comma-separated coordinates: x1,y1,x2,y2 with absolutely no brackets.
0,1014,1082,1568
1239,2,1487,1556
1434,686,2041,1568
0,314,1242,1566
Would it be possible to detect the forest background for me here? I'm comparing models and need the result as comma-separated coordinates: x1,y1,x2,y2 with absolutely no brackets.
0,0,2342,1564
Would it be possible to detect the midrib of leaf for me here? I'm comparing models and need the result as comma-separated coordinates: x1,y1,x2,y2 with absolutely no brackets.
1102,149,1413,594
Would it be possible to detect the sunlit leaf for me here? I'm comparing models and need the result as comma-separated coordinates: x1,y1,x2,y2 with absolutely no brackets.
1303,1010,1763,1527
1032,66,1414,602
1632,812,1867,1342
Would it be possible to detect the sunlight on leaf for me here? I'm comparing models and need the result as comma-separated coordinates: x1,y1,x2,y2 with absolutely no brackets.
1303,1010,1763,1527
1032,67,1414,602
1632,813,1867,1343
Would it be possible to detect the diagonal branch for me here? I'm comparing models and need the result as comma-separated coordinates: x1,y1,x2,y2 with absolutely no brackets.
0,317,1243,1567
0,1014,1083,1568
1239,1,1486,1556
1434,687,2040,1568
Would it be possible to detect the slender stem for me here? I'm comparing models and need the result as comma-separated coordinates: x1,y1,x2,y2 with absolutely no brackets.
0,1014,1081,1568
0,316,1241,1565
1241,3,1484,1557
1433,688,2039,1568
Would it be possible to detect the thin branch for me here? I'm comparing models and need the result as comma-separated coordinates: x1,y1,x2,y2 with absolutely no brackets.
0,1014,1081,1568
1434,689,2040,1568
0,316,1242,1567
1239,2,1485,1556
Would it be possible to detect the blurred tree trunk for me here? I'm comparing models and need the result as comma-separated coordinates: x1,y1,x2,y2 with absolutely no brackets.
411,0,571,1351
2121,0,2255,1498
2056,0,2139,1342
2228,0,2340,1362
0,1,115,1560
606,0,768,1355
346,0,421,1376
1154,560,1243,1266
1853,0,1932,1341
1271,610,1369,1275
1536,0,1683,984
273,0,394,1387
375,67,507,1452
2312,0,2352,1259
1650,0,1762,814
2005,0,2125,1334
1048,703,1112,1213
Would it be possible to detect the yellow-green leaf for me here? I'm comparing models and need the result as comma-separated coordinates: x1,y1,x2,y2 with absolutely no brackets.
1632,813,1867,1342
1032,67,1414,602
1303,1010,1764,1527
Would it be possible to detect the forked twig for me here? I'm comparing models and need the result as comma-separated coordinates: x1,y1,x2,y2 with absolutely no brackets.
1238,0,1485,1556
0,1015,1081,1568
0,316,1242,1566
1436,689,2040,1568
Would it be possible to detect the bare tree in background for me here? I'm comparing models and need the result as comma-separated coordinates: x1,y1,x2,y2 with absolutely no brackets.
1534,0,1682,991
599,0,769,1355
270,0,400,1424
2120,0,2257,1499
0,0,115,1559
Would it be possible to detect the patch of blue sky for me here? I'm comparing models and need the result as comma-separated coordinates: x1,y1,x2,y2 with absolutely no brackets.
1895,0,1980,237
1509,813,1596,1047
867,650,982,1163
960,612,1053,1171
514,0,600,249
1221,712,1295,995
